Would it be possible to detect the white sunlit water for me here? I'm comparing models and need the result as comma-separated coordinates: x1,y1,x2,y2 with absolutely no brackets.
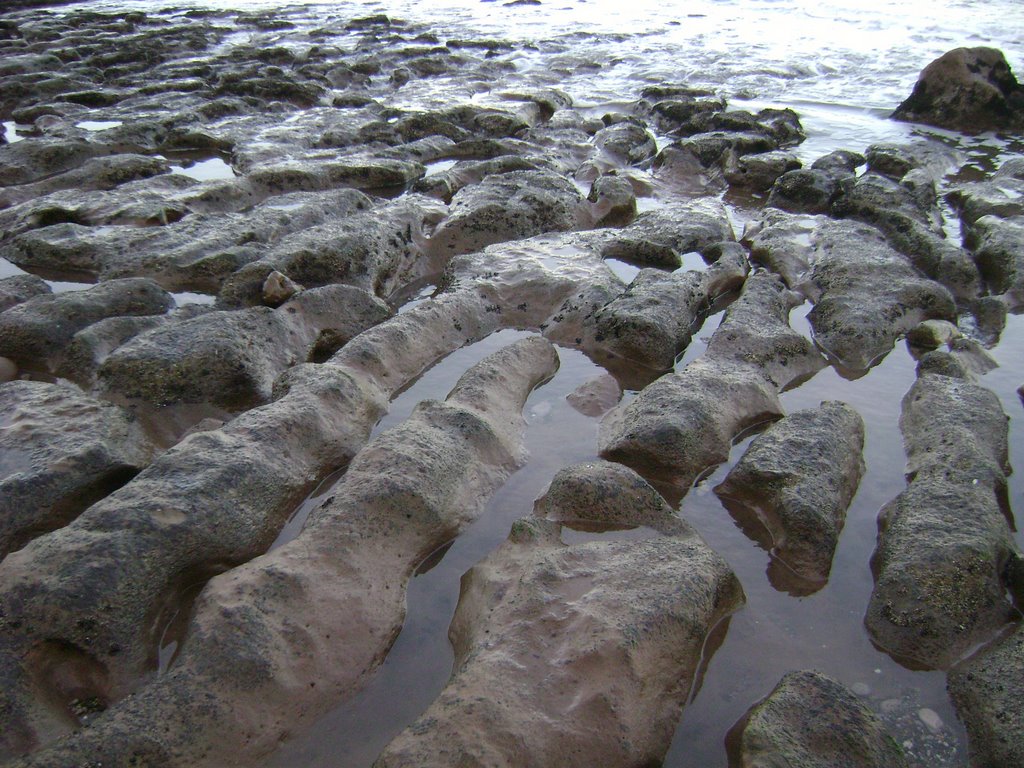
167,157,236,181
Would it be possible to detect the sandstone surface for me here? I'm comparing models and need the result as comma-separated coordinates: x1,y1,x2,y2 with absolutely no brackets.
376,461,743,768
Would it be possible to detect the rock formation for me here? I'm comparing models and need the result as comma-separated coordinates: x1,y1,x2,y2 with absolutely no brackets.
865,352,1020,669
730,670,907,768
893,47,1024,132
376,461,743,768
715,401,865,594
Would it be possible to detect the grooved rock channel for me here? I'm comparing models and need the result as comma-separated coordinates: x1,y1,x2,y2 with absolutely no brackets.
0,3,1022,768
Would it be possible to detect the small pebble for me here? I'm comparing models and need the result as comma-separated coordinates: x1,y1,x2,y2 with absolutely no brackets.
852,682,871,696
881,698,902,714
918,707,944,733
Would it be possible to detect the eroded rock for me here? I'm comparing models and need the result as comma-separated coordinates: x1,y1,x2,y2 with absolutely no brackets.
865,352,1019,669
1,188,377,294
217,194,446,307
806,220,956,374
0,154,170,210
906,318,961,349
376,460,743,768
428,169,585,257
767,168,844,214
589,246,747,376
864,142,959,182
98,285,390,410
965,214,1024,307
725,149,801,192
599,272,823,496
715,401,865,594
0,278,173,371
0,274,50,313
599,198,735,269
832,171,979,299
585,173,637,227
948,620,1024,768
731,670,907,768
743,209,822,289
13,337,558,768
947,167,1024,227
892,47,1024,132
56,314,169,388
0,381,155,561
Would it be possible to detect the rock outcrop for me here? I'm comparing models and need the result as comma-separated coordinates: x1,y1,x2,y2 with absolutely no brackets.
832,170,979,299
589,244,747,376
0,5,1020,768
599,272,824,497
376,461,743,768
2,188,377,294
11,338,558,768
0,381,155,560
0,278,173,372
892,47,1024,132
948,620,1024,768
98,285,390,410
715,401,865,594
427,169,586,257
730,670,907,768
0,291,509,755
806,220,956,374
0,274,50,313
865,352,1020,669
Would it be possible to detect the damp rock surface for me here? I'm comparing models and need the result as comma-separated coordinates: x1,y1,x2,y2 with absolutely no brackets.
98,285,390,409
599,272,824,497
375,461,743,768
806,219,956,374
0,4,1020,768
12,338,558,768
0,278,173,371
0,381,155,560
948,621,1024,768
865,352,1019,670
715,401,865,593
731,670,908,768
428,169,585,257
892,47,1024,132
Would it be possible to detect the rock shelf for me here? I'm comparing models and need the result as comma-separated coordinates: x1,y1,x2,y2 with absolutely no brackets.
598,271,825,497
12,337,558,767
866,352,1020,670
748,213,956,376
0,4,1020,766
376,461,743,768
0,381,155,560
715,401,865,594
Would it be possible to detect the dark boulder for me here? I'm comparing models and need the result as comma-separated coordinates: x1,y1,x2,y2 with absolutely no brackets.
892,47,1024,132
